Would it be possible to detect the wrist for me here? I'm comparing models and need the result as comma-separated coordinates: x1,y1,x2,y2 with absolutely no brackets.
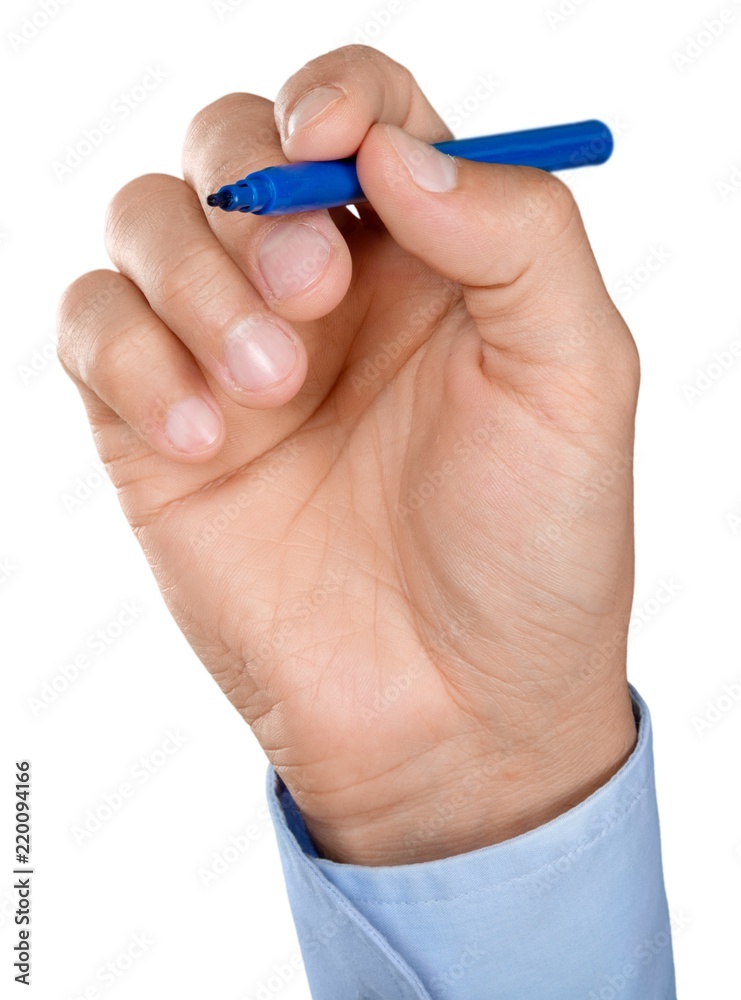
295,680,637,866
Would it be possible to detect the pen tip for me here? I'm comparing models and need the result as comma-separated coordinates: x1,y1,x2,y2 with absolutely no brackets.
206,190,233,210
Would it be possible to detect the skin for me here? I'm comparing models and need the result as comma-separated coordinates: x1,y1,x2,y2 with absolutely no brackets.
57,45,640,866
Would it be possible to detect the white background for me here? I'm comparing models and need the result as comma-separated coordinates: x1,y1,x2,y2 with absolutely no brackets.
2,0,739,996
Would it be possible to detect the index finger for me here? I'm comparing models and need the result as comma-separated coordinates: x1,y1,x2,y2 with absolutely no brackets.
274,45,453,161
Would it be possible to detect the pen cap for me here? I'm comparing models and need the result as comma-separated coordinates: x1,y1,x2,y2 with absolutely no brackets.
433,119,614,172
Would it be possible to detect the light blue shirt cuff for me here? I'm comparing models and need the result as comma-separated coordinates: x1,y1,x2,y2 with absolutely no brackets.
266,684,676,999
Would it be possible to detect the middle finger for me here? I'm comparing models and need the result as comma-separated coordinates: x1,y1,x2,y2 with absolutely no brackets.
106,172,308,404
182,92,352,320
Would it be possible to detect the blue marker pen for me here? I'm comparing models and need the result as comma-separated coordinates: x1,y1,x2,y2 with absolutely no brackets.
206,119,613,217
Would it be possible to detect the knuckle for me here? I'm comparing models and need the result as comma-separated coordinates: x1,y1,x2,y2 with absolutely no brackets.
184,93,276,187
105,173,175,256
509,169,580,239
334,44,398,71
278,45,397,107
150,243,219,310
334,43,383,65
524,170,578,228
543,174,579,228
222,124,277,174
184,92,265,148
56,270,123,375
335,45,412,97
92,316,157,390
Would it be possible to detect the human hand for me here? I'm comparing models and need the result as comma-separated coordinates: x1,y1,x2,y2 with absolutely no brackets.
57,45,638,866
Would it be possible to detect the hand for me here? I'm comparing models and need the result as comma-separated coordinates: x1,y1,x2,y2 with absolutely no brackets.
57,45,639,866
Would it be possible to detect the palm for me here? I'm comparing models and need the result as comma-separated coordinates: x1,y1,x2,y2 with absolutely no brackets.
102,222,634,823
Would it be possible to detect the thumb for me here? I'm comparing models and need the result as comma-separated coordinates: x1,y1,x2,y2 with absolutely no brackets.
356,123,636,377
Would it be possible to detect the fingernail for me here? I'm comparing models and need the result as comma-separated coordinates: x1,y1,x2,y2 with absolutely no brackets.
224,316,298,391
286,86,344,138
259,223,331,299
165,396,221,453
386,124,457,193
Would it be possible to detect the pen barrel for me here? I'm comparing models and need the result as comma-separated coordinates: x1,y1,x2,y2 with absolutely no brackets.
433,119,613,172
238,119,613,215
248,159,364,215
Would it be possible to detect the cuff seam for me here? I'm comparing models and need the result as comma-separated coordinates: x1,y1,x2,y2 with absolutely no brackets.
339,780,649,908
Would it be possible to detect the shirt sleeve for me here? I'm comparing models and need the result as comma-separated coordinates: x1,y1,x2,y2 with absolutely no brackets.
265,684,677,1000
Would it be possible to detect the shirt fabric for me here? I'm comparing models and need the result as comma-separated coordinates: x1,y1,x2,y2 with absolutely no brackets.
266,685,676,999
